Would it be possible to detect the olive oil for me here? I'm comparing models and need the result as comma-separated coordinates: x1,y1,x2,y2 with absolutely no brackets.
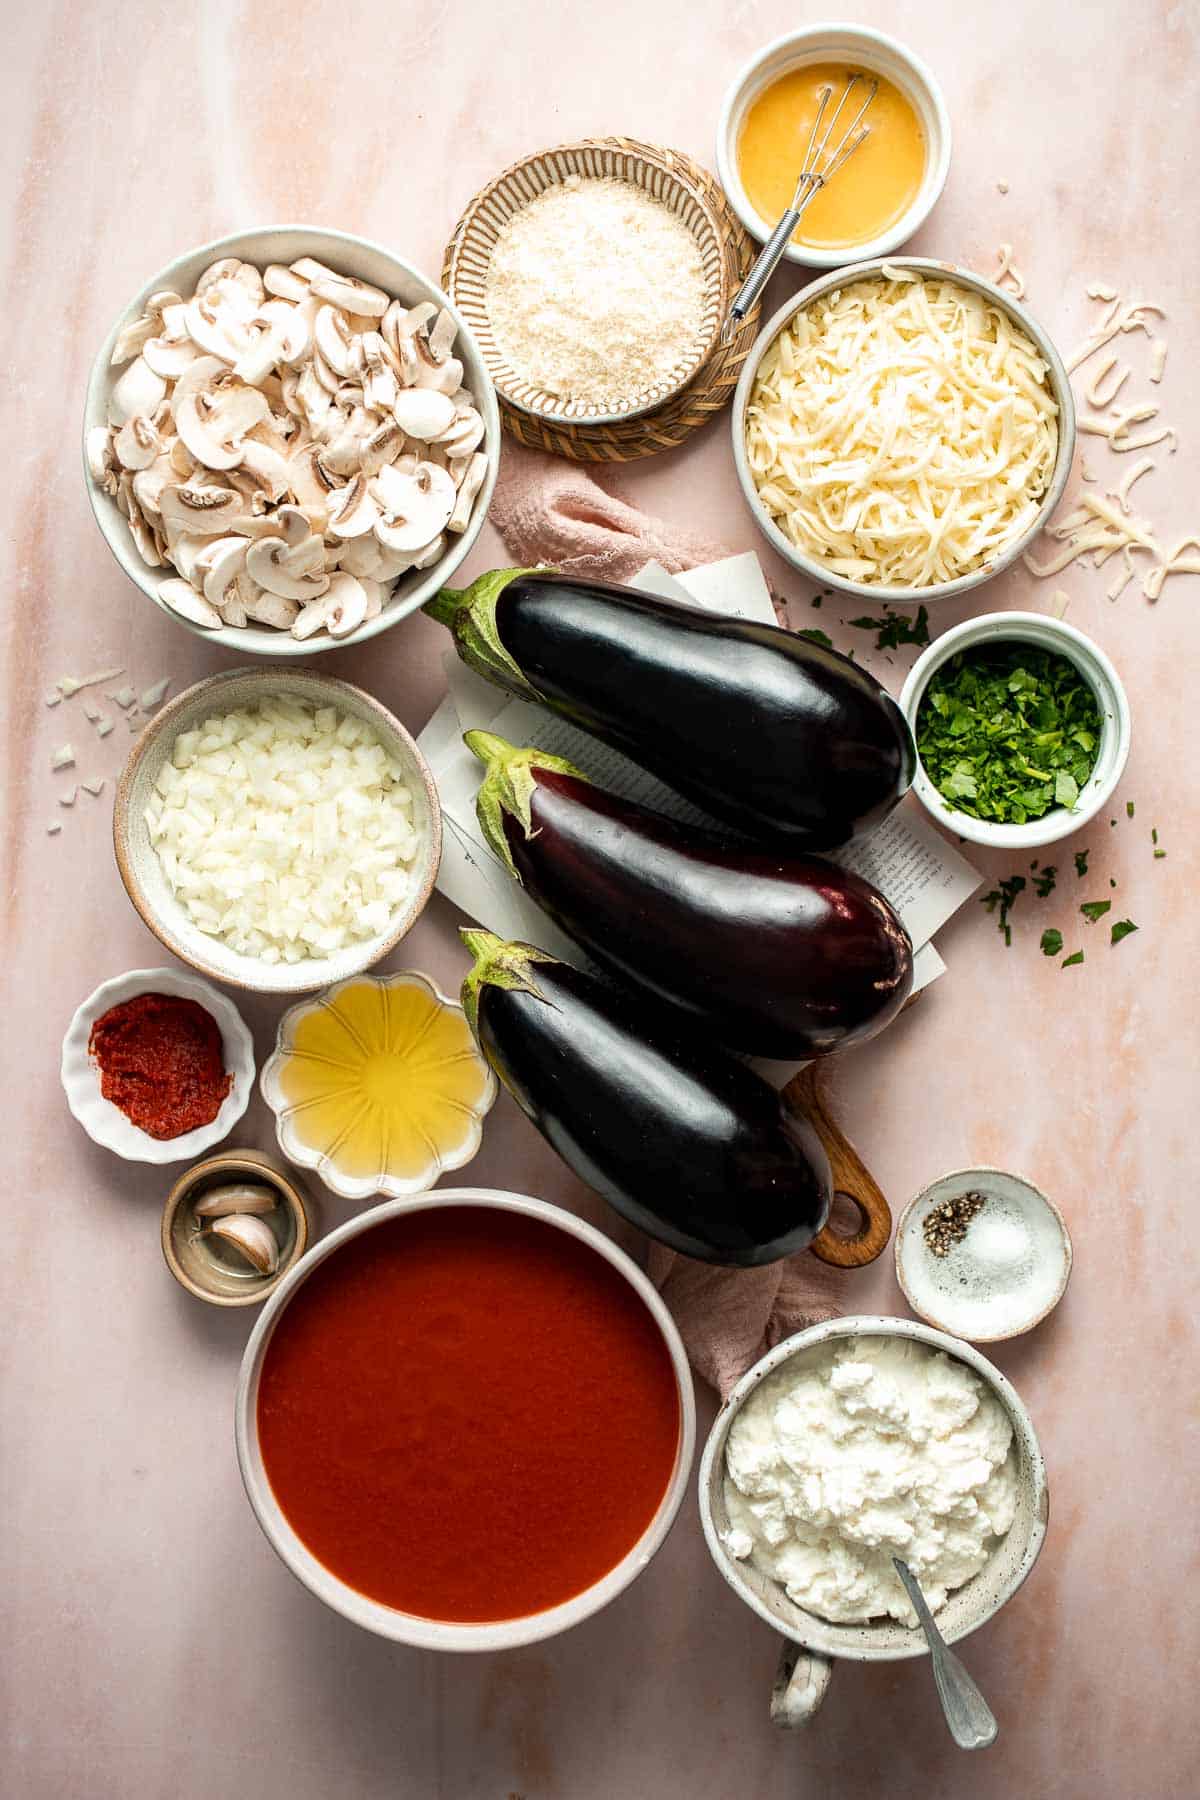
279,977,492,1184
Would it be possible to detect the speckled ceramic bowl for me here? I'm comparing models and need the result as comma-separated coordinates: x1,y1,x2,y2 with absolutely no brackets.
259,970,497,1201
113,667,442,996
699,1316,1048,1726
83,224,499,657
61,965,255,1163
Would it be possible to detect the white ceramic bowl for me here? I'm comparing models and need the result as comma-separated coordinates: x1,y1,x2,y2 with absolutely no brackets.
895,1167,1073,1342
698,1316,1047,1721
83,224,499,657
61,965,254,1163
235,1188,697,1650
731,258,1077,605
899,611,1132,849
259,970,497,1201
113,667,442,995
716,25,951,269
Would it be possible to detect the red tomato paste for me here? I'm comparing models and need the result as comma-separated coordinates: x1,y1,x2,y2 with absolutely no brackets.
256,1207,682,1622
88,992,231,1139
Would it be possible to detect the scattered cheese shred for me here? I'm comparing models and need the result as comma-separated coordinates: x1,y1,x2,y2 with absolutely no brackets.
997,180,1009,195
59,787,77,807
1052,588,1070,617
1087,283,1118,302
47,822,62,836
1080,460,1097,481
1149,340,1167,383
1067,296,1164,373
1084,355,1128,408
993,243,1025,298
745,274,1058,588
80,777,106,798
1144,538,1200,602
57,667,123,697
45,689,62,708
1116,456,1156,514
51,744,75,771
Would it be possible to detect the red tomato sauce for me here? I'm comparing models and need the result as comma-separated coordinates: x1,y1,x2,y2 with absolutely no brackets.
256,1207,682,1622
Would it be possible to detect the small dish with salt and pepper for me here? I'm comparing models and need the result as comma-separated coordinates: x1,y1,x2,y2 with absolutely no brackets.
895,1168,1073,1342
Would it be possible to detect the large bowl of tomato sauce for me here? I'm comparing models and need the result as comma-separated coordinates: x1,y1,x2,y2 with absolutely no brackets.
235,1187,696,1649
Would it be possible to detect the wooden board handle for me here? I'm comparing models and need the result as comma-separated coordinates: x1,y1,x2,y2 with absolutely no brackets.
784,1063,892,1268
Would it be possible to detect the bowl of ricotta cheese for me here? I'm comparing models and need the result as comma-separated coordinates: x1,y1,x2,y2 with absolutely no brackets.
698,1316,1047,1727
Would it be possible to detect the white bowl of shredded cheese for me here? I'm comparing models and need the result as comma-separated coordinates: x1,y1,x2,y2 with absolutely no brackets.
732,259,1075,602
114,669,441,994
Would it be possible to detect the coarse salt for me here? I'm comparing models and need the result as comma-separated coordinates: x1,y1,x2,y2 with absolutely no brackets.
484,175,706,407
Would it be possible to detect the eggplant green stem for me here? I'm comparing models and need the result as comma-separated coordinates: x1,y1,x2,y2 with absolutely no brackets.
465,731,588,882
424,567,550,697
459,928,559,1036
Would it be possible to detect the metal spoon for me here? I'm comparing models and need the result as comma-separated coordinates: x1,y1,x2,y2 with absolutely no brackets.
892,1557,998,1751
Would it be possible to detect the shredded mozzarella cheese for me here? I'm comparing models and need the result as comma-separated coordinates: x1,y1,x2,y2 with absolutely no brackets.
744,274,1059,588
145,699,422,965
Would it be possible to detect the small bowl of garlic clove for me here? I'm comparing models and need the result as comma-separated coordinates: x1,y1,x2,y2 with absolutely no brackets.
162,1148,313,1307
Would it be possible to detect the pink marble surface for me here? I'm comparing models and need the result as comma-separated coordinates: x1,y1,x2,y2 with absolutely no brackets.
5,0,1199,1794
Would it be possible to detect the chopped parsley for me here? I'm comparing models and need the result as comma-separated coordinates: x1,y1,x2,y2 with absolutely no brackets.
1111,918,1138,945
1032,866,1057,899
1074,849,1089,877
980,874,1026,945
847,605,931,651
1080,899,1112,924
797,627,835,649
1062,950,1085,968
1041,928,1064,956
1127,801,1135,817
916,643,1101,824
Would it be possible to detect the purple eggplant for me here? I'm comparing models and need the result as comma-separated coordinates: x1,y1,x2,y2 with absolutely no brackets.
467,732,913,1059
426,569,914,849
461,931,832,1266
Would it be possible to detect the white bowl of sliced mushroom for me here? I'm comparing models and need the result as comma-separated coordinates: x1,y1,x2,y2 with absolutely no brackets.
84,226,499,654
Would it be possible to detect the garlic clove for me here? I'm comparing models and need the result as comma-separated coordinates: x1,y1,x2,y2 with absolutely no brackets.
207,1213,279,1275
192,1181,280,1219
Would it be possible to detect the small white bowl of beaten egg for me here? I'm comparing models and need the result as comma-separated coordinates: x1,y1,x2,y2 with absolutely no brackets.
717,25,951,269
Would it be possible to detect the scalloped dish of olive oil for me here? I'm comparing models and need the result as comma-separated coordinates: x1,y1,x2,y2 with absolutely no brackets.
737,63,926,252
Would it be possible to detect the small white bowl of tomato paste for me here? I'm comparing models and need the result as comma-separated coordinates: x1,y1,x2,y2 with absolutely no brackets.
61,966,255,1163
236,1188,696,1649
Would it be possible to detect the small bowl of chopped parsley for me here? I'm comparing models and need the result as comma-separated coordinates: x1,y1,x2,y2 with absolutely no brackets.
899,612,1131,847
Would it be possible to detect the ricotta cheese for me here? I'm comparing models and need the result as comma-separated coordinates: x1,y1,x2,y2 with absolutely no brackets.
722,1335,1016,1625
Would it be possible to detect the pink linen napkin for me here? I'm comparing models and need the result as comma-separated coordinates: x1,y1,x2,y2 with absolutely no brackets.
490,444,845,1395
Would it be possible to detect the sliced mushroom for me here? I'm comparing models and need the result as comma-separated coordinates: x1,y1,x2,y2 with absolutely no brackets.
245,535,331,600
358,576,385,620
183,294,250,364
295,363,333,430
264,263,310,302
323,572,369,636
290,256,342,284
391,388,457,442
291,596,333,640
360,419,404,478
437,408,487,457
412,532,447,570
195,258,242,294
113,415,162,471
159,577,223,628
371,461,455,551
361,334,398,413
158,482,244,536
175,378,269,471
313,305,357,379
86,426,114,484
415,354,465,397
237,438,293,502
168,533,213,583
327,474,380,540
235,301,312,385
109,357,167,427
128,508,163,566
309,272,389,318
245,588,301,629
111,313,157,366
447,451,487,532
336,533,385,579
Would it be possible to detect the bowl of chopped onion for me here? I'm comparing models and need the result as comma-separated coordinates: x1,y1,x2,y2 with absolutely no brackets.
731,258,1075,603
113,668,442,994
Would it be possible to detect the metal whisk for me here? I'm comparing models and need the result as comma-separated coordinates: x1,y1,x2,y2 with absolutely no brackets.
721,73,878,344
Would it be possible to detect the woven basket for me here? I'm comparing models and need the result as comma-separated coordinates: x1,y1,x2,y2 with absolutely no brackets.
443,138,761,463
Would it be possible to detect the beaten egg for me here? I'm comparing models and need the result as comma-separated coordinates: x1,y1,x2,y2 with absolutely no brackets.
737,62,926,252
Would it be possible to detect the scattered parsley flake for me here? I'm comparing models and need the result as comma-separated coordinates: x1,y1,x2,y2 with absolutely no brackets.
1041,928,1064,956
1081,900,1112,923
847,605,931,651
916,644,1100,825
1074,849,1089,877
1154,849,1166,859
1111,919,1138,945
1062,950,1085,968
1151,828,1158,844
980,875,1027,945
798,627,835,649
1126,801,1135,817
1033,866,1057,899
